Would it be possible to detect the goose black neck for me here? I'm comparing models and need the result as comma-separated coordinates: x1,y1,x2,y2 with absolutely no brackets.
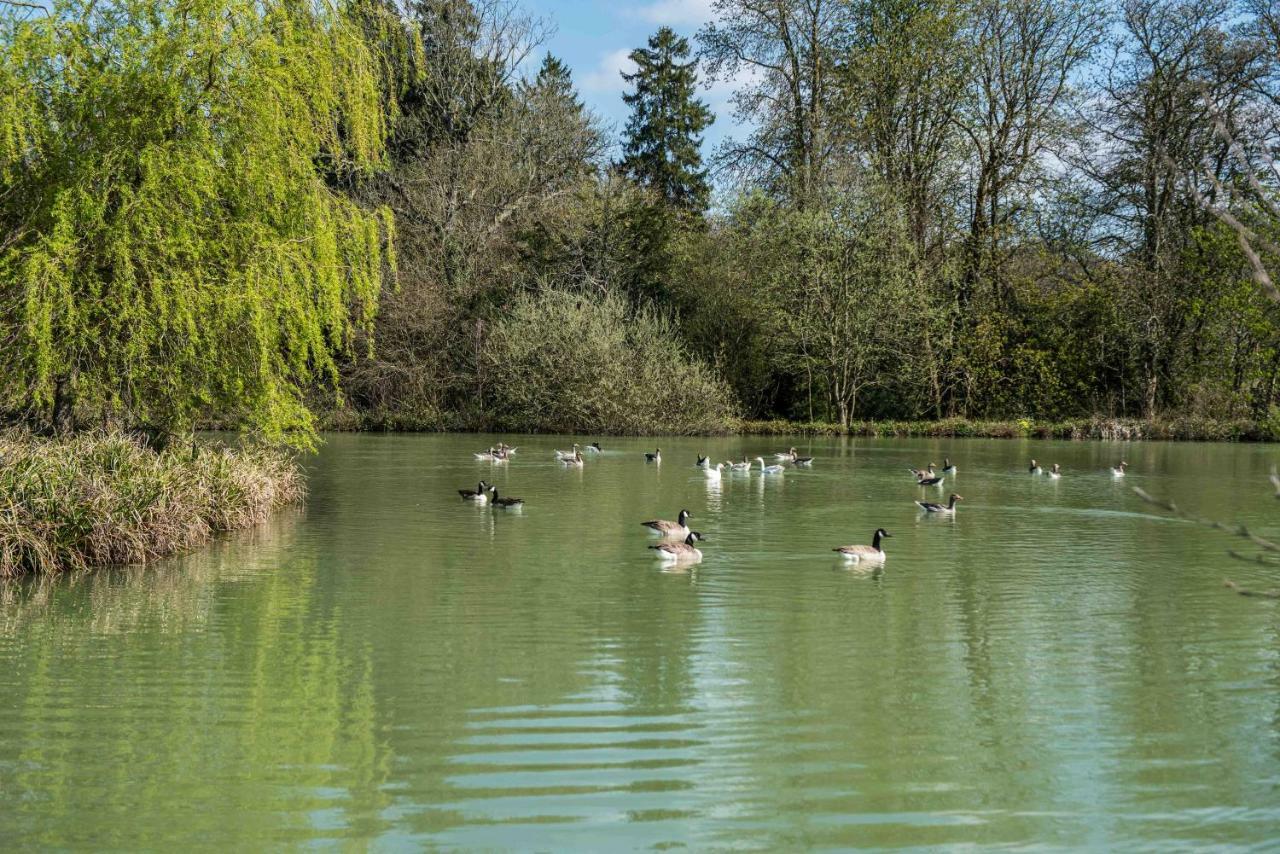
872,530,883,549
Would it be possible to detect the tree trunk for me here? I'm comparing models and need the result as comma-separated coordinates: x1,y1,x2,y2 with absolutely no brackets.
52,375,73,434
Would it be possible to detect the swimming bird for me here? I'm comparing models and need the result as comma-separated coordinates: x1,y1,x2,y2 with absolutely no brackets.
1029,459,1042,475
474,447,501,461
560,450,584,467
788,447,814,466
696,454,709,468
554,443,580,461
1271,467,1280,498
755,456,785,475
942,458,956,475
650,531,704,563
488,486,524,508
728,457,752,472
833,528,891,566
645,448,661,463
641,509,692,538
917,493,962,514
585,442,602,453
917,474,944,486
773,449,794,460
497,443,517,457
704,462,724,480
1048,463,1062,479
458,481,489,503
1111,461,1128,477
908,463,938,480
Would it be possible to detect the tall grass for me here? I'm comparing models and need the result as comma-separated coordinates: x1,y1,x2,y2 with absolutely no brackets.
0,431,304,577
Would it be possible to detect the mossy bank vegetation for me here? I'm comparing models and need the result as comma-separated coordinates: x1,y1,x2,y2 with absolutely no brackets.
0,433,303,577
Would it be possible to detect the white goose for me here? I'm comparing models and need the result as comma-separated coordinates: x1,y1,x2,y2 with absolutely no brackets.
474,447,501,461
704,462,724,481
554,443,580,461
1029,459,1042,475
1048,463,1062,479
755,456,785,475
728,457,752,472
560,450,584,467
1111,461,1128,477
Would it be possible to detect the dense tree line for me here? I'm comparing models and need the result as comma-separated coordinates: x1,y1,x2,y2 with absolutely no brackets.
2,0,1279,439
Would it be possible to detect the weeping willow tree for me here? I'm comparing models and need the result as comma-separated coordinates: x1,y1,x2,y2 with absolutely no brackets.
0,0,407,445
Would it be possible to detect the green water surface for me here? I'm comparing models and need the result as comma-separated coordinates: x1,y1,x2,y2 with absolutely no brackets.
2,434,1279,849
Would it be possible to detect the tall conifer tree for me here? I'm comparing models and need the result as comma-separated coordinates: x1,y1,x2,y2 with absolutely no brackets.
619,27,714,216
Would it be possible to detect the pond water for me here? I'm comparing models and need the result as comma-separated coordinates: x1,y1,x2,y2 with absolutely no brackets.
2,434,1280,849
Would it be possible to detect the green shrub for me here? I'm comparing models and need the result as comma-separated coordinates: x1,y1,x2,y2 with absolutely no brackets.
479,290,736,434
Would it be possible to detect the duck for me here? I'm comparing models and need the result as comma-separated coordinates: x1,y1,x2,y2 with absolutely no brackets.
645,447,662,463
488,486,524,508
650,531,704,563
788,447,814,466
1048,463,1061,479
942,458,956,475
1111,461,1128,477
908,463,938,480
641,509,691,538
1029,459,1042,475
916,493,962,514
554,443,580,461
833,528,891,566
696,454,710,468
458,481,489,502
560,450,584,467
704,462,724,480
755,456,786,475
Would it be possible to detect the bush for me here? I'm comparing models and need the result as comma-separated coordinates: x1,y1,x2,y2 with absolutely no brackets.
0,431,304,576
479,290,736,434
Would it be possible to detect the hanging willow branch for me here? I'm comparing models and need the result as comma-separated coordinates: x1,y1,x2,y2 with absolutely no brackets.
1132,486,1280,600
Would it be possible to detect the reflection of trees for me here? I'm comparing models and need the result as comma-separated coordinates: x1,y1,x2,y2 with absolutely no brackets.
0,508,398,847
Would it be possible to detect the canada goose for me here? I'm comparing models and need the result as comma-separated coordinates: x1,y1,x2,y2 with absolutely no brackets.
1048,463,1062,479
645,448,661,463
704,462,724,480
650,531,704,562
942,458,956,475
642,509,692,538
554,443,580,461
789,447,814,465
585,442,602,453
755,456,785,475
696,455,710,468
1111,461,1128,477
833,528,891,565
917,493,962,514
1029,459,1042,475
474,447,500,461
560,450,584,466
488,486,524,508
458,481,489,502
908,463,938,480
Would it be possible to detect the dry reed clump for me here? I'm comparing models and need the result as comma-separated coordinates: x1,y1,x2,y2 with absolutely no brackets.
0,431,304,577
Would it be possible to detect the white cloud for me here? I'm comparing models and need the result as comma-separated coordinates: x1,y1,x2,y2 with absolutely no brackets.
631,0,716,26
581,48,637,94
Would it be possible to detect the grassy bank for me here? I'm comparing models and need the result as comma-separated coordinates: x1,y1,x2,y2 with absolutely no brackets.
0,432,304,577
735,416,1280,442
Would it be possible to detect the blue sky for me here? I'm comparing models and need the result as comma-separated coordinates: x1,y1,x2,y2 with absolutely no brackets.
520,0,741,158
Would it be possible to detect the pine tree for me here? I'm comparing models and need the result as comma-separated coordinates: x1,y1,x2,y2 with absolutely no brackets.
620,27,714,215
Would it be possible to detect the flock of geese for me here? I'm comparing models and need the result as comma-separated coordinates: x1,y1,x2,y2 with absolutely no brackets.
458,442,1135,571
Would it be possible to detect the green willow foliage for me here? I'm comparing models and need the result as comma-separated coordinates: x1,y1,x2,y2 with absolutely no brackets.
0,0,403,445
